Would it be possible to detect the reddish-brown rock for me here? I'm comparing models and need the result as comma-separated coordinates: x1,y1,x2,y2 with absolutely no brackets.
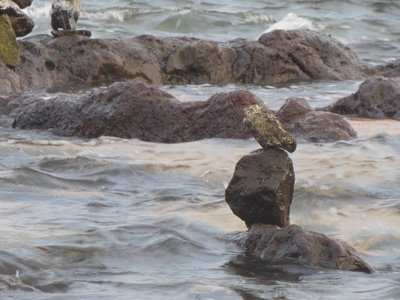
225,148,295,228
11,80,262,141
323,77,400,120
277,97,357,142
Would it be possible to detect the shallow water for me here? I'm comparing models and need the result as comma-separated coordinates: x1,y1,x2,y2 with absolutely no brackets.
3,0,400,299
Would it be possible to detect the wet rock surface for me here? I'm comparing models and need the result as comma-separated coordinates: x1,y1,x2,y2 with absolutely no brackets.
225,148,295,228
277,97,357,142
323,77,400,120
0,29,365,93
11,80,262,141
230,224,374,273
244,104,297,153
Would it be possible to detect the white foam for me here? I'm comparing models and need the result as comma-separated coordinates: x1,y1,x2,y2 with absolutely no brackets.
260,13,318,37
25,3,52,19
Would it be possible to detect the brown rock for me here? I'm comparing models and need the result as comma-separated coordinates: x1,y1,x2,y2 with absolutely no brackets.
0,30,364,93
230,224,374,273
9,12,34,37
244,104,297,153
277,98,357,142
323,77,400,120
225,148,295,228
12,80,262,141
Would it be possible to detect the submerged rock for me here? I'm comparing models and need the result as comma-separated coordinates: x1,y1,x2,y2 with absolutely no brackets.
323,77,400,120
277,98,357,142
230,224,374,273
12,80,262,141
51,0,82,31
0,14,20,67
225,148,295,228
244,104,297,153
0,29,364,93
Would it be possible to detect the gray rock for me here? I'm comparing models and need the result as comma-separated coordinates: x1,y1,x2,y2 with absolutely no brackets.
51,0,82,31
11,80,262,141
225,148,295,228
230,224,374,273
277,98,357,142
0,0,21,16
323,77,400,120
244,104,297,153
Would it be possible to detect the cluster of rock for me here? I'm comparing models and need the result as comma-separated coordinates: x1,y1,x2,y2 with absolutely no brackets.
6,79,357,143
0,29,364,93
225,105,373,273
0,0,34,67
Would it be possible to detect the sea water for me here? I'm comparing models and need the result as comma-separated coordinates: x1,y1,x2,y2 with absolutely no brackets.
1,0,399,299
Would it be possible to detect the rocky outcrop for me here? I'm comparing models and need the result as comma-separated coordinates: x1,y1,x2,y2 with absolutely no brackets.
244,104,297,153
11,80,262,141
229,224,374,273
0,14,20,67
0,29,364,93
277,97,357,142
225,148,295,228
323,77,400,120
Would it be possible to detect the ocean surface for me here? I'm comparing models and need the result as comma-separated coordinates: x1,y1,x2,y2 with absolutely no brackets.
1,0,399,299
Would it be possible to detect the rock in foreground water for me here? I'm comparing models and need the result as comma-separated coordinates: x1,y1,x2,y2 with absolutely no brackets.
277,98,357,142
12,80,262,141
225,148,295,228
244,104,297,153
230,224,374,273
324,77,400,120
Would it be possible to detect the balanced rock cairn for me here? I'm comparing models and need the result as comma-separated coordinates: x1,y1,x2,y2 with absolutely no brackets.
225,103,374,273
225,104,296,228
51,0,91,37
0,0,34,67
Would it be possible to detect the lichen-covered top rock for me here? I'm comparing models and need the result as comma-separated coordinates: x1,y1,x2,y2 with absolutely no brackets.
0,14,20,67
244,104,297,153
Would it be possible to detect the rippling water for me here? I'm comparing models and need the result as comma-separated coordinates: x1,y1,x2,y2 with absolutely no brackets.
3,0,400,299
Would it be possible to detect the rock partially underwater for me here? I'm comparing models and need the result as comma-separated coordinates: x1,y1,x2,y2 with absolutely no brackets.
0,29,364,93
324,76,400,120
230,224,374,273
11,80,262,141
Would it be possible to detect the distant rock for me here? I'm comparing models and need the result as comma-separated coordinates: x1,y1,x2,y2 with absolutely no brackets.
11,80,262,141
0,29,365,93
323,77,400,120
225,148,295,228
0,14,20,67
277,98,357,142
230,224,374,273
244,104,297,153
51,0,82,31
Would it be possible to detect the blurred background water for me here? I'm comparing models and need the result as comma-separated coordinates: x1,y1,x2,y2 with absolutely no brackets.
0,0,399,299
